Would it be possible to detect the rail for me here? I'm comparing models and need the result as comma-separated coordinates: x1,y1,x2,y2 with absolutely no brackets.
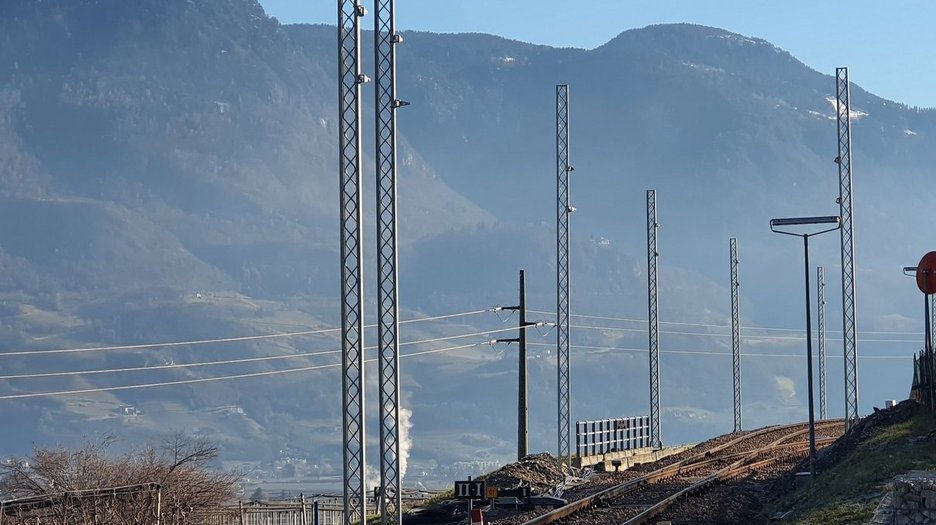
520,419,844,525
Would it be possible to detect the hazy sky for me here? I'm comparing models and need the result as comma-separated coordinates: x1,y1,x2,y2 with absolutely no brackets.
259,0,936,108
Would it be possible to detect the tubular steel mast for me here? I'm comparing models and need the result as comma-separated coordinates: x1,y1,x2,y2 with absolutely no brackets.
730,238,742,432
647,190,661,449
818,266,828,420
556,84,573,463
374,0,404,522
338,1,367,522
835,67,860,429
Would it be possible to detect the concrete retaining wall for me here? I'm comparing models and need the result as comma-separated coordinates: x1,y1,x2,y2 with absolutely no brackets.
575,444,695,471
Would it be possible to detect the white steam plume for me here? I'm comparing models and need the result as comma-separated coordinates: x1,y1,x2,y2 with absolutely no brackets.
399,406,413,482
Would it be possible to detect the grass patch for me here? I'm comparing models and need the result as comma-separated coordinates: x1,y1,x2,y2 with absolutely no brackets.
769,405,936,524
422,488,455,506
794,502,875,524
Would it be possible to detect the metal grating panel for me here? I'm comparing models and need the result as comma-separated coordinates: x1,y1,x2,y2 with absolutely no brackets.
338,1,367,522
730,238,741,432
374,0,402,522
647,189,661,449
576,416,651,457
556,84,572,463
835,67,860,430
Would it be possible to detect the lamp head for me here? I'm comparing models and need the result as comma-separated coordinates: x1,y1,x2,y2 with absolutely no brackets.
770,216,840,227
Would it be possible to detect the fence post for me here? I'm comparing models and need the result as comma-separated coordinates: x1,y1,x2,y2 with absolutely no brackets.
300,494,306,525
313,500,320,525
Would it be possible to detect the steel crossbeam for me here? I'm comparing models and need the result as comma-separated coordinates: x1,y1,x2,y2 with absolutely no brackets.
647,190,661,448
374,0,403,522
730,238,741,432
835,67,860,430
338,1,367,522
556,84,572,463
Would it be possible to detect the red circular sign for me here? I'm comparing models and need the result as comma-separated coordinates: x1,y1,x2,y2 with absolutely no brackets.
917,252,936,294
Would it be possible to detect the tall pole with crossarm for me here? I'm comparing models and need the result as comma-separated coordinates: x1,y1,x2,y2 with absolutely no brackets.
556,84,573,465
835,67,860,430
647,190,661,449
374,0,405,522
338,1,367,522
730,238,742,432
818,266,828,420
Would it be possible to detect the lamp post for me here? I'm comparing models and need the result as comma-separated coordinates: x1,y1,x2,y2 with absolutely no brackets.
770,215,841,480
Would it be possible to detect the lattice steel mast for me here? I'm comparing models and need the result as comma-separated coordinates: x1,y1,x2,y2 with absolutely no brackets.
338,1,367,522
818,266,828,420
556,84,573,463
374,0,405,522
835,67,860,429
647,189,661,449
730,238,742,432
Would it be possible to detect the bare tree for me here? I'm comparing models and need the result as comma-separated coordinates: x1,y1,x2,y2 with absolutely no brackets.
0,434,240,524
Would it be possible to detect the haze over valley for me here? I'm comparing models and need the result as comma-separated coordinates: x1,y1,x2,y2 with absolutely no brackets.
1,0,934,487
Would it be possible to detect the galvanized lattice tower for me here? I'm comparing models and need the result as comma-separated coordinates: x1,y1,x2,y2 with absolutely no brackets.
374,0,404,522
556,84,573,463
338,1,367,522
730,238,742,433
647,190,661,449
835,67,860,429
818,266,828,420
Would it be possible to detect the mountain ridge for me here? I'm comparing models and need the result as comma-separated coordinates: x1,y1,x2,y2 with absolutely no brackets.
0,0,930,480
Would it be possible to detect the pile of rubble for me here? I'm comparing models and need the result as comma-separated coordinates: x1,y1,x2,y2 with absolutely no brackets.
481,453,568,495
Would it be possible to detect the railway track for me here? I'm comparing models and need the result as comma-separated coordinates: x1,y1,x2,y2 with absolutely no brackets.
501,420,844,525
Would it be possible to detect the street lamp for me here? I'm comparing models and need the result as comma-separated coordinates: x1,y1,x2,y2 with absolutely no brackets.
770,215,841,480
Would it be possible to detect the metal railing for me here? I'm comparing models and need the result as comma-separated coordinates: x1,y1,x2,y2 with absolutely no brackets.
189,499,344,525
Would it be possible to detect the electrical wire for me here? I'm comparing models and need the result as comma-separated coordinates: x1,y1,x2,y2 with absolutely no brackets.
0,342,483,400
529,309,926,336
0,325,531,381
526,342,914,360
569,324,921,344
0,308,492,358
0,348,341,380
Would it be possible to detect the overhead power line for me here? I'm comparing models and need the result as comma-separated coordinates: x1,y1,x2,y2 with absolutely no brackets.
0,325,535,381
529,309,925,336
569,324,921,344
0,342,484,401
526,342,914,360
0,348,341,381
0,308,492,358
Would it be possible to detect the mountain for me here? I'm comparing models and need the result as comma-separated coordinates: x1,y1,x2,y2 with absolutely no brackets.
0,0,933,484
